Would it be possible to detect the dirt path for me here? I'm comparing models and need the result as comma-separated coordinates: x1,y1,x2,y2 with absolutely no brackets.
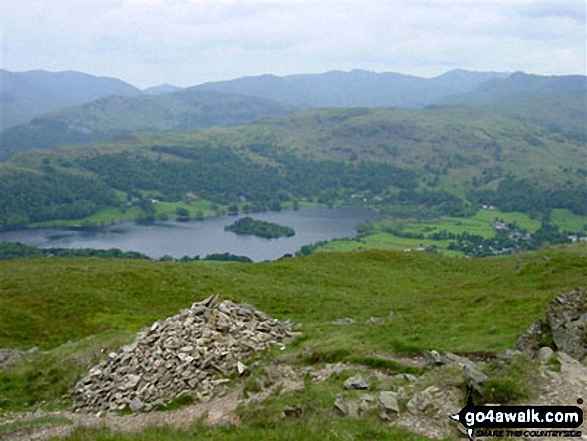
1,386,242,441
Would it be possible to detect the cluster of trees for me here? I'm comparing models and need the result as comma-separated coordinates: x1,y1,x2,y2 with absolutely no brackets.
0,242,253,263
0,169,116,229
224,217,295,239
0,242,149,261
381,189,474,217
161,252,253,263
469,178,587,216
0,142,420,230
78,146,418,206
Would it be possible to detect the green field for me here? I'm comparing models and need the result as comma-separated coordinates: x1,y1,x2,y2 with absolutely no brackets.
312,209,545,256
314,232,455,254
551,209,587,233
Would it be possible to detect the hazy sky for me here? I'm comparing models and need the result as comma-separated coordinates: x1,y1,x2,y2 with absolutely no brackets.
1,0,585,88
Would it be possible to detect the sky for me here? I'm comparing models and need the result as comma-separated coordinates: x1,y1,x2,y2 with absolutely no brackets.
0,0,585,89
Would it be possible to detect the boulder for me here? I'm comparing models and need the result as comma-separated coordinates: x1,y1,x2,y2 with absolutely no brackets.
358,394,377,414
517,288,586,361
536,346,554,363
378,391,400,414
548,289,586,361
334,393,358,417
463,365,488,394
343,375,370,390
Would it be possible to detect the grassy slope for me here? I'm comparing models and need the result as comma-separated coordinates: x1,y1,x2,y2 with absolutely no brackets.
0,245,584,438
1,246,585,355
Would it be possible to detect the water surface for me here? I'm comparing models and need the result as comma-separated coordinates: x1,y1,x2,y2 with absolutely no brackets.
0,207,375,262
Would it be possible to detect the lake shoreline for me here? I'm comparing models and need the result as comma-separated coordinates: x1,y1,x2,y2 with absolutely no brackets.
0,206,378,262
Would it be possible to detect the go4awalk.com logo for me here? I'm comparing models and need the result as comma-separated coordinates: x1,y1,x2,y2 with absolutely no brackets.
449,388,583,440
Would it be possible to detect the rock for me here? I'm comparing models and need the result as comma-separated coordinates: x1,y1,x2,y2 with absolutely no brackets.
516,319,546,354
379,411,392,422
404,374,418,382
463,365,488,394
73,296,294,412
378,391,399,413
498,349,520,360
536,346,554,363
332,318,356,325
0,348,22,369
548,289,586,360
365,317,382,324
282,405,303,418
334,394,358,417
407,386,438,414
424,350,442,367
442,352,477,371
129,398,144,412
517,288,586,361
358,394,377,413
343,375,370,390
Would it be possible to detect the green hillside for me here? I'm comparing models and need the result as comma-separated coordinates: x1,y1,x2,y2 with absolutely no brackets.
0,245,585,405
0,90,294,160
0,69,140,130
0,102,585,232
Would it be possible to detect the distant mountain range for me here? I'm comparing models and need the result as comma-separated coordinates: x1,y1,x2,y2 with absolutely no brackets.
143,84,184,95
0,90,294,160
0,69,141,130
0,68,584,160
194,69,509,108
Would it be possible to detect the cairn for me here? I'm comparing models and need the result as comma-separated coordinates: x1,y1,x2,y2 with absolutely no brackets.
73,294,293,412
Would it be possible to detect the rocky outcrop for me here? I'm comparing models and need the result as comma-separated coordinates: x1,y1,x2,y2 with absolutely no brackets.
73,295,293,412
517,287,586,361
0,348,22,369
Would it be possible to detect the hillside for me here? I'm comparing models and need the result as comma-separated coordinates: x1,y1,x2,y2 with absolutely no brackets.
142,84,184,95
3,70,585,162
441,72,587,106
0,69,140,130
0,101,585,230
0,90,295,160
440,73,587,142
194,69,507,108
0,245,585,440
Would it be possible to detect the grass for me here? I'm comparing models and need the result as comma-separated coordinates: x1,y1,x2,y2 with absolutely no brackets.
0,331,134,411
478,353,538,404
0,244,585,413
1,246,585,353
550,209,587,233
315,232,454,254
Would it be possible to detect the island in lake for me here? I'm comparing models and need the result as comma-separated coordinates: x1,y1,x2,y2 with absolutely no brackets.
224,217,295,239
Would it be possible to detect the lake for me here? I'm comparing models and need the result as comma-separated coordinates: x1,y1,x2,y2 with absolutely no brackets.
0,206,376,262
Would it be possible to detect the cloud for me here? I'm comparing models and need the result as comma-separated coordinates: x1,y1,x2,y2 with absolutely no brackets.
509,1,585,22
0,0,584,87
